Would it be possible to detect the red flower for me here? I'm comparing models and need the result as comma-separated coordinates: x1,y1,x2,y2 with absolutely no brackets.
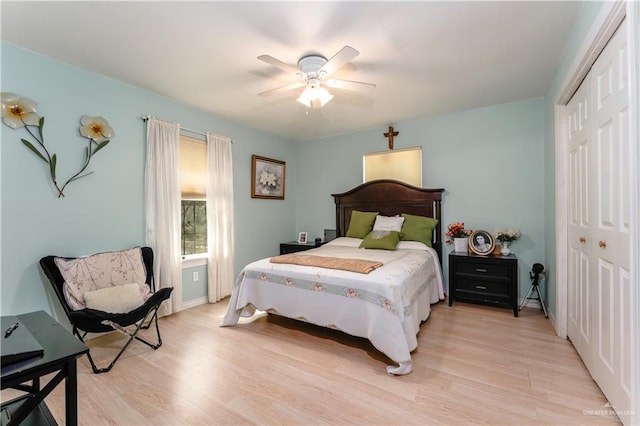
445,222,471,243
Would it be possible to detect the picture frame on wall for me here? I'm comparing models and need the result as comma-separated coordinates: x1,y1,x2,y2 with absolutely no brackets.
298,232,308,244
251,155,286,199
468,230,495,256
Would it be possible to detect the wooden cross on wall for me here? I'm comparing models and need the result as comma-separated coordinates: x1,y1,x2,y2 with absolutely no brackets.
384,126,399,149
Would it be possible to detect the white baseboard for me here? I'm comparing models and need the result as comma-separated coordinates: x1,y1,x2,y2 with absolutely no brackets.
518,297,550,316
519,297,541,309
183,296,208,310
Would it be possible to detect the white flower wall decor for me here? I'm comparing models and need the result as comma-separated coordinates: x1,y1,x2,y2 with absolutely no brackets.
1,92,114,197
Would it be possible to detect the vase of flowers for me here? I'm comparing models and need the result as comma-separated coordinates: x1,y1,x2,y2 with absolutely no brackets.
446,222,472,253
494,228,521,256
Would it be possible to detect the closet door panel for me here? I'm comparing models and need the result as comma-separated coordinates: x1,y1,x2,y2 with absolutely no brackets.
596,258,615,373
619,268,631,398
595,119,614,229
567,79,592,363
588,21,630,417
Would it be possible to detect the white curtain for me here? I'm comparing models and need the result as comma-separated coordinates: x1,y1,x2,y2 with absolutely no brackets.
205,133,235,302
144,117,183,316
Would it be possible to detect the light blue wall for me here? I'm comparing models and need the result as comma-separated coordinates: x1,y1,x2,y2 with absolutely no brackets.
1,42,297,318
543,1,605,316
4,9,597,319
297,97,546,297
182,264,208,303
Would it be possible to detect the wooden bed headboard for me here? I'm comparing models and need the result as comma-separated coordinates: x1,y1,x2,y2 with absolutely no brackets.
332,179,445,262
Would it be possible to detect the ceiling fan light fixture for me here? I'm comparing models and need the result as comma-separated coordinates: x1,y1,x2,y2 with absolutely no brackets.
296,85,333,108
259,46,373,108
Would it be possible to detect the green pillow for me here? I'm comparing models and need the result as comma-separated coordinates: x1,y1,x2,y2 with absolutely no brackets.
359,230,401,250
400,213,439,247
346,210,378,239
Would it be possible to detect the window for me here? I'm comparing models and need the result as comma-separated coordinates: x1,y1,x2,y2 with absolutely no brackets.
363,146,422,186
180,135,207,256
181,200,207,255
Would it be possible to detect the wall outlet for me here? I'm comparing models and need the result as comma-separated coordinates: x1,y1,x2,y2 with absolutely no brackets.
192,271,199,282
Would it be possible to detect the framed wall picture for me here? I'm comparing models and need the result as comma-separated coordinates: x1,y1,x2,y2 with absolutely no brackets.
251,155,286,199
298,232,308,244
468,230,495,256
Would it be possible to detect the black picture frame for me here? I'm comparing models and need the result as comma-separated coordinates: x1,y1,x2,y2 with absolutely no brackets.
468,230,495,255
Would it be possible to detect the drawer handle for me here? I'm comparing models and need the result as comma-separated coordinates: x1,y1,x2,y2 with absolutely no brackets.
579,236,586,244
599,240,607,248
475,285,487,290
475,268,487,273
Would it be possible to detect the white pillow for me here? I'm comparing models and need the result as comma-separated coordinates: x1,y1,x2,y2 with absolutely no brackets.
373,215,405,232
396,241,430,251
323,237,362,248
84,283,144,313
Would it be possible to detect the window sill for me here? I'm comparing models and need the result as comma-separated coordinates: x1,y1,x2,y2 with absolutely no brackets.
182,254,208,268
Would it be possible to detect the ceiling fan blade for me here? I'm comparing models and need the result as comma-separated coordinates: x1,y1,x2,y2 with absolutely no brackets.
259,81,306,97
257,54,300,74
318,46,359,77
325,79,376,93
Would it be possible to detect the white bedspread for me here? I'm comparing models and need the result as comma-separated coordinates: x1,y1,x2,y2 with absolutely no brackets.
220,237,445,375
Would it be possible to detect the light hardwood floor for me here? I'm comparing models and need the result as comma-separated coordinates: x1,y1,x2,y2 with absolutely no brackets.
3,299,621,425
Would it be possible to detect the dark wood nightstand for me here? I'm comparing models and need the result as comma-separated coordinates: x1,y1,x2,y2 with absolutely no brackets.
279,241,321,255
448,252,519,316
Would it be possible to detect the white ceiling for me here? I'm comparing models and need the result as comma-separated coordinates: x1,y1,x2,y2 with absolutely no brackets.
1,1,583,142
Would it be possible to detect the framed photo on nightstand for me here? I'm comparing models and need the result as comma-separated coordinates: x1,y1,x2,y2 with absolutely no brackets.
468,230,495,255
297,232,308,244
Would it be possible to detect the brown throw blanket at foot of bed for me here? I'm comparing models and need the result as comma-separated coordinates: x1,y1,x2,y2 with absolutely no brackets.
269,254,383,274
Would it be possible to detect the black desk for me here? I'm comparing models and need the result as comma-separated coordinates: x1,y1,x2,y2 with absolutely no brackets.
1,311,88,426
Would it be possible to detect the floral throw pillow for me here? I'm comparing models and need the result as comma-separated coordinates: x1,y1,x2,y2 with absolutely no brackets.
54,247,151,311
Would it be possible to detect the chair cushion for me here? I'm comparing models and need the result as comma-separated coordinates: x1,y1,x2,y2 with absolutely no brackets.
69,287,174,333
54,247,151,311
84,283,145,313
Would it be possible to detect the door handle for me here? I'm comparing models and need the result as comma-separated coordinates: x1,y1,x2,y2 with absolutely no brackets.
598,240,607,248
579,236,586,244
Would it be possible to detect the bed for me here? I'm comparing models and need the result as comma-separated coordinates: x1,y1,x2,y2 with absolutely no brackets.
221,179,445,375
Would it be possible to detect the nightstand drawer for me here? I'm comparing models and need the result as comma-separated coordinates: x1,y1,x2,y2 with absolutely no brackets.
456,278,510,296
456,262,509,278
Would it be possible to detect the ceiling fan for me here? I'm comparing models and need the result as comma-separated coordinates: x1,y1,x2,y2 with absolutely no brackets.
257,46,376,109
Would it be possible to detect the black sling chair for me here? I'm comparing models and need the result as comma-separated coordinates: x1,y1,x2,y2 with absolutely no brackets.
39,247,173,374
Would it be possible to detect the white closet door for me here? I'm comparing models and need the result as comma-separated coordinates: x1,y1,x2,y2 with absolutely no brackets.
589,21,631,418
566,20,631,422
567,77,592,368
